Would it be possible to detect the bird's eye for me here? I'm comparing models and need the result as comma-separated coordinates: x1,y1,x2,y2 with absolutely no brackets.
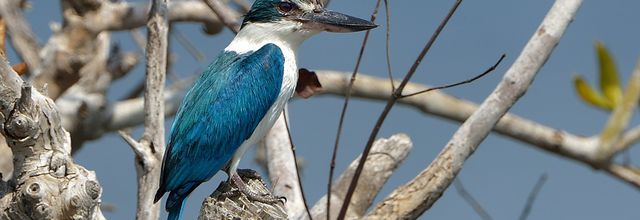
276,2,295,13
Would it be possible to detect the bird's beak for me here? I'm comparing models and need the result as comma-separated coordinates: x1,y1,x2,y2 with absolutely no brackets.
297,9,377,33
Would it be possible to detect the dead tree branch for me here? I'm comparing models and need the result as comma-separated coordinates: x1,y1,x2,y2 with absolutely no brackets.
519,174,548,220
310,134,412,220
0,0,41,71
83,0,225,35
596,57,640,162
117,0,169,219
365,0,583,218
261,112,308,219
454,179,493,220
199,172,287,220
0,52,104,220
203,0,242,33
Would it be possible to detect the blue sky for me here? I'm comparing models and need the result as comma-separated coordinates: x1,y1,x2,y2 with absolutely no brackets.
6,0,640,219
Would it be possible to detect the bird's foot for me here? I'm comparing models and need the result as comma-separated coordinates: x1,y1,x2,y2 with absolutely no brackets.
229,172,285,204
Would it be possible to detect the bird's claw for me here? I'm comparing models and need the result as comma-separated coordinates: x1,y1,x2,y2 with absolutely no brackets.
230,172,284,204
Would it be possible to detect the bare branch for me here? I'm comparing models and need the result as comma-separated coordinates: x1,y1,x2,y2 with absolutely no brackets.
76,65,640,191
365,0,583,218
83,0,225,35
262,112,307,219
111,0,171,219
328,1,382,218
597,58,640,161
232,0,252,13
311,134,412,220
605,164,640,187
338,1,463,218
173,28,205,62
134,0,169,219
199,172,287,219
454,179,493,220
400,54,505,98
0,51,104,220
0,0,41,71
203,0,242,34
617,125,640,153
519,174,548,220
382,0,394,91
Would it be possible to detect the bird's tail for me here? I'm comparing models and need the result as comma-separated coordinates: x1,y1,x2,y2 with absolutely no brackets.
167,191,187,220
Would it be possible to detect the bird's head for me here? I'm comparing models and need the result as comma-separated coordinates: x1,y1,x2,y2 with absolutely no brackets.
233,0,376,51
242,0,377,32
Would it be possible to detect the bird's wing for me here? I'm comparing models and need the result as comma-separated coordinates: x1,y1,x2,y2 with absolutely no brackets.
159,43,284,192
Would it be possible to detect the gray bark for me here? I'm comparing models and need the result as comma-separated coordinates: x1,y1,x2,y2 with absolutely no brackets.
199,173,287,220
0,55,104,219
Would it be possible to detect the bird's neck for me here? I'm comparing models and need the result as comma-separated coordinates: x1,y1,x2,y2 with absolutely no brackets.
225,21,317,55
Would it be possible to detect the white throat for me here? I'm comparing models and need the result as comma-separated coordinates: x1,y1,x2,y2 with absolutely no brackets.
225,21,318,54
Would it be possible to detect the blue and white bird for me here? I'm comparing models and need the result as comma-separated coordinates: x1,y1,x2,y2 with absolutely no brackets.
153,0,376,219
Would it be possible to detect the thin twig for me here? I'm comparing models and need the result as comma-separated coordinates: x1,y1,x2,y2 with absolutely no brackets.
518,174,549,220
401,54,505,98
383,0,394,91
454,179,493,220
597,58,640,161
366,1,583,218
0,0,41,71
232,0,252,13
130,29,147,54
327,1,382,219
173,28,205,62
120,0,170,219
282,109,313,220
337,1,463,218
203,0,241,34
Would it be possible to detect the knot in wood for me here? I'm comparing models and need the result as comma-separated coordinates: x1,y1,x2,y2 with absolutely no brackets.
5,113,36,140
85,180,101,200
70,195,81,207
33,203,51,219
50,153,68,177
24,182,42,199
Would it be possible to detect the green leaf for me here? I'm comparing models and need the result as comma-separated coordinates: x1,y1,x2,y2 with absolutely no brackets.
596,42,623,106
574,74,613,110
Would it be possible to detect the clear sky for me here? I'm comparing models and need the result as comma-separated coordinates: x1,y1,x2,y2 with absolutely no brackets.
6,0,640,219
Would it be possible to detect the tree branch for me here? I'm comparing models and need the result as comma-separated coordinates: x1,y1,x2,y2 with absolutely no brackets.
199,172,287,219
137,0,168,218
0,0,41,71
597,57,640,162
454,179,493,220
116,0,169,219
203,0,242,34
262,112,308,219
518,174,548,220
365,0,583,218
84,0,225,35
70,63,640,191
311,134,412,219
0,50,104,220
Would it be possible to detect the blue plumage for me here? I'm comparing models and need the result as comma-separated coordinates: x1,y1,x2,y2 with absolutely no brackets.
155,44,284,220
154,0,375,219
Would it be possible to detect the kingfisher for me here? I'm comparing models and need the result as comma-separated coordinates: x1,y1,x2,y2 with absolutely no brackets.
153,0,376,219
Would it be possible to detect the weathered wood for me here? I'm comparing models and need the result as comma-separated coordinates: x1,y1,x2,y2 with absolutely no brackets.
0,55,104,220
199,171,287,220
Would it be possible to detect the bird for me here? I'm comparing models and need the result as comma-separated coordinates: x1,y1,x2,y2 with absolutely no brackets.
153,0,376,219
